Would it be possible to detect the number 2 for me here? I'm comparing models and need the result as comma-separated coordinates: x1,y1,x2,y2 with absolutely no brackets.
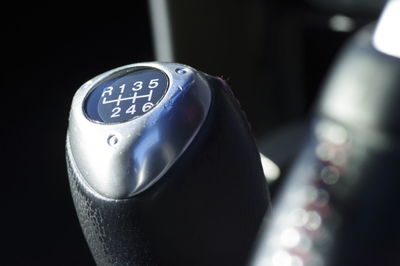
111,107,121,118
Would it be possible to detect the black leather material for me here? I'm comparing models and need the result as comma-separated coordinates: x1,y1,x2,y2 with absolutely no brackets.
67,75,270,266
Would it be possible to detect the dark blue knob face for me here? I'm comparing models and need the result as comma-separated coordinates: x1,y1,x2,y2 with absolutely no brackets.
85,68,169,123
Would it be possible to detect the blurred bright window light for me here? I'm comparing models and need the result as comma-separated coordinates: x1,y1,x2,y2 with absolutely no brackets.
260,153,281,182
373,0,400,58
329,15,355,32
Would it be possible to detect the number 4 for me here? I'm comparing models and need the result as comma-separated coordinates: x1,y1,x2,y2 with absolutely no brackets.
126,104,136,115
148,79,159,89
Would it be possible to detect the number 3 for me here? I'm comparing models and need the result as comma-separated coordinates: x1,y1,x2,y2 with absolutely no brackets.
133,81,143,91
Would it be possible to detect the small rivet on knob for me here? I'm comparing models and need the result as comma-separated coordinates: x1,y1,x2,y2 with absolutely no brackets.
107,135,119,146
175,67,188,74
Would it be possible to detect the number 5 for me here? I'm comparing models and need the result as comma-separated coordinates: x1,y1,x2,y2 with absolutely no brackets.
148,79,159,89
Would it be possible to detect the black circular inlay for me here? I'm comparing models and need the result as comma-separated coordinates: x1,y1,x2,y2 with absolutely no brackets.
85,68,169,123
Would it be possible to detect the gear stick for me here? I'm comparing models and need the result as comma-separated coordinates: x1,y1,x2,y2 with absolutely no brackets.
66,62,270,266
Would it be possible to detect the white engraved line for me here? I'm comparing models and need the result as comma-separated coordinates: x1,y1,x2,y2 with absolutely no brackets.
133,90,153,102
102,90,154,105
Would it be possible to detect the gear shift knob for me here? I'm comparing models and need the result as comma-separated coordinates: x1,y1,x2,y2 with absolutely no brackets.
66,62,270,266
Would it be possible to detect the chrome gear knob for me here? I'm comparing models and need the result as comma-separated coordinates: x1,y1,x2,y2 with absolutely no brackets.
66,62,270,266
67,63,212,199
